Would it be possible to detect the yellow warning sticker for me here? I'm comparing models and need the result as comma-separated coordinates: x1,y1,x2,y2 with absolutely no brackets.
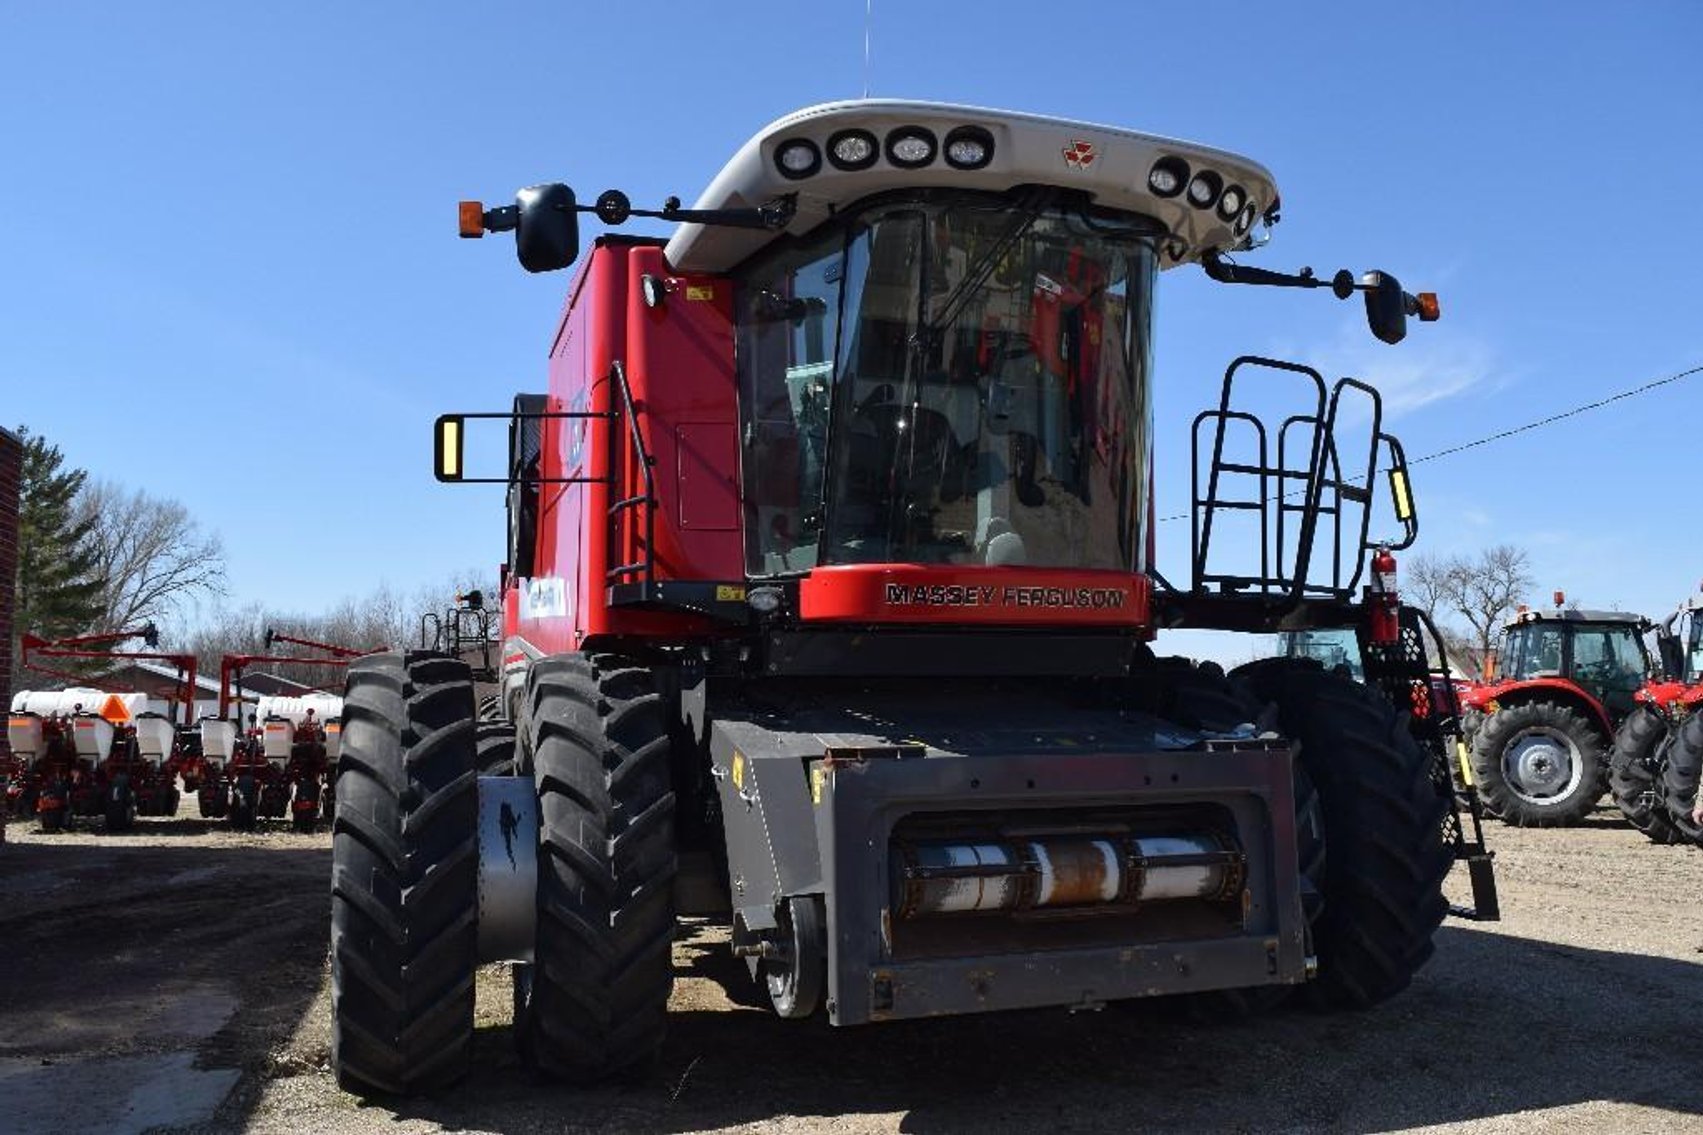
686,285,715,301
731,751,745,790
716,584,747,602
811,765,826,805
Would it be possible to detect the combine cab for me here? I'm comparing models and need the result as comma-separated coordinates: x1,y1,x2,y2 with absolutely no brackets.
329,100,1494,1096
1463,600,1653,826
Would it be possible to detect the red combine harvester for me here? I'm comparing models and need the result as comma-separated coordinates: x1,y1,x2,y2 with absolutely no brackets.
7,624,199,831
1610,589,1703,844
197,630,364,830
1462,595,1654,827
329,100,1498,1096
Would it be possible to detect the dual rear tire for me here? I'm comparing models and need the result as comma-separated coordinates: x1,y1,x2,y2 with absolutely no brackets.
330,650,675,1096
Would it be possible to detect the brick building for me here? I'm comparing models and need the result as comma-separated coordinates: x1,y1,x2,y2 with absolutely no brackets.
1,426,21,746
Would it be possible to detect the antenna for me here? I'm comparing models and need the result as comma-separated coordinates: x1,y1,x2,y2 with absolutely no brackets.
863,0,873,98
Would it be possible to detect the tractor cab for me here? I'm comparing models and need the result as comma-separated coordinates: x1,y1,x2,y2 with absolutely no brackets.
1484,605,1653,722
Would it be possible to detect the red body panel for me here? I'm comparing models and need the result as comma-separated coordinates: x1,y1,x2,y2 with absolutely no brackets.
799,565,1149,627
505,242,741,654
1635,679,1703,714
1462,677,1614,736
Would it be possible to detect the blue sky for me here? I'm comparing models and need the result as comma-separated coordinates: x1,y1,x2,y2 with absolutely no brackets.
4,3,1701,651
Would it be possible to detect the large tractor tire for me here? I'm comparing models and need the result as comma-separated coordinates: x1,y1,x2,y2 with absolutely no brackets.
1468,700,1608,826
104,774,137,833
330,652,479,1097
475,721,516,775
1661,711,1703,845
1609,706,1681,844
514,653,676,1083
1239,658,1451,1007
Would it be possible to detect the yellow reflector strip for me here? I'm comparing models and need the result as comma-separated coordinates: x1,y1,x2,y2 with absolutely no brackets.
1389,468,1414,521
1455,740,1474,787
438,418,461,480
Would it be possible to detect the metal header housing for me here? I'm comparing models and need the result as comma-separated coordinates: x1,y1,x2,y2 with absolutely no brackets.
664,99,1279,275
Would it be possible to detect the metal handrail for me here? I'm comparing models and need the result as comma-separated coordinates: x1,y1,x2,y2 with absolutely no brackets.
605,360,656,586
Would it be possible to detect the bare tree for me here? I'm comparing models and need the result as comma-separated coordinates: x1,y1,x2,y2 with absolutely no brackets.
78,479,225,633
1408,546,1533,676
177,571,498,698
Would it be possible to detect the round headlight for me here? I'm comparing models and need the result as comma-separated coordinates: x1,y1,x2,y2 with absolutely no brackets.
1235,202,1257,235
1148,156,1189,198
827,129,878,171
1186,170,1223,209
885,126,938,169
1217,185,1245,221
942,125,995,170
774,139,822,180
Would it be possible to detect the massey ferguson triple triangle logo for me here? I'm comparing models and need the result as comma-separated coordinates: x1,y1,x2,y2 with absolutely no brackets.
1062,139,1096,169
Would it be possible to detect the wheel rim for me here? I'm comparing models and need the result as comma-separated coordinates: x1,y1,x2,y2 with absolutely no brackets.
1502,727,1586,805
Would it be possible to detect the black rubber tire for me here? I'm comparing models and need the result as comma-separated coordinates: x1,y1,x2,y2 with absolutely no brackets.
475,721,516,775
38,799,67,833
1609,706,1681,844
1239,659,1451,1008
513,653,676,1083
230,776,258,831
330,651,479,1097
104,775,137,833
1468,699,1608,827
763,895,827,1019
1662,711,1703,845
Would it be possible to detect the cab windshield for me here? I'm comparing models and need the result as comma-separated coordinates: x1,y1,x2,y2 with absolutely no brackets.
735,191,1158,576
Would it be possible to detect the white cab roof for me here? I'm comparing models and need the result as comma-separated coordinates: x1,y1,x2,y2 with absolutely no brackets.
665,100,1278,275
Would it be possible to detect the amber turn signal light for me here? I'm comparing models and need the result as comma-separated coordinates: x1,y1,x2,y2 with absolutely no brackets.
459,200,486,238
1415,292,1440,322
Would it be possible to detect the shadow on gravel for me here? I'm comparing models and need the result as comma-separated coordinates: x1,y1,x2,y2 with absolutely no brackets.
379,921,1703,1135
0,840,330,1131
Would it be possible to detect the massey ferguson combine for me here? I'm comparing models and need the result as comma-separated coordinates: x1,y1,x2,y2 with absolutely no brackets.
1463,597,1655,827
330,100,1498,1096
1610,589,1703,844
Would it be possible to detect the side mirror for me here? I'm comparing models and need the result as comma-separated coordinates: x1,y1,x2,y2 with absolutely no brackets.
516,183,580,273
1362,271,1407,345
434,415,465,482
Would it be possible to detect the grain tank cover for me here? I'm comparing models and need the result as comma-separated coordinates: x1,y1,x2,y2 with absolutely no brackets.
665,99,1278,275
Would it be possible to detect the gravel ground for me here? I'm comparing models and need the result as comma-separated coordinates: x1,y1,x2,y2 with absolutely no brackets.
2,804,1700,1134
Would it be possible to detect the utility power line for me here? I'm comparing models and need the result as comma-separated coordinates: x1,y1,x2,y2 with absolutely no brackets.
1158,360,1703,523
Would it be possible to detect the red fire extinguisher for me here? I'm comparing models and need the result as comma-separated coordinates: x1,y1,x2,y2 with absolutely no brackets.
1368,545,1400,646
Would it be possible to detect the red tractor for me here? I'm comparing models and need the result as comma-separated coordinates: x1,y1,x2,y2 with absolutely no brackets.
1609,590,1703,844
328,99,1497,1096
1462,599,1654,826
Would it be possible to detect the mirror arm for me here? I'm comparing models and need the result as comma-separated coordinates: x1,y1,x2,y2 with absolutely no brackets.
1199,250,1358,297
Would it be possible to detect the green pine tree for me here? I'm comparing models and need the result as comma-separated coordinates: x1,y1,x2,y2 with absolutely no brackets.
13,427,106,677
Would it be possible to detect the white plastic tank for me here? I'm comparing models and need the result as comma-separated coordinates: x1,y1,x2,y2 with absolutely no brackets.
261,716,295,765
323,718,342,761
7,712,44,759
71,715,115,760
200,718,237,767
254,694,343,727
11,688,110,716
134,713,175,766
